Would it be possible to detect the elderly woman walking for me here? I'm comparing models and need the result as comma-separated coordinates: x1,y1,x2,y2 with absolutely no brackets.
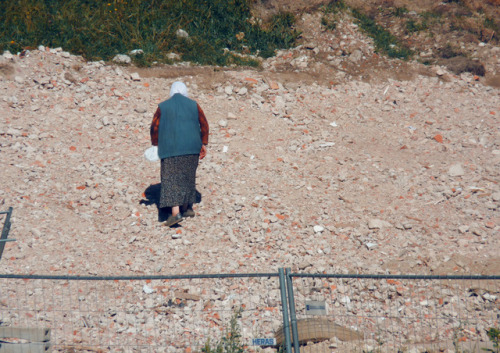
150,81,209,227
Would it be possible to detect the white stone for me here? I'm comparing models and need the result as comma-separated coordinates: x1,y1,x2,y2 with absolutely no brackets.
339,296,350,304
436,68,446,76
142,285,154,294
112,54,132,64
102,117,110,126
483,293,497,301
176,29,189,38
7,96,18,105
368,219,392,229
3,51,14,60
167,52,180,60
318,142,335,148
130,72,141,81
448,164,465,177
313,225,324,233
349,49,363,63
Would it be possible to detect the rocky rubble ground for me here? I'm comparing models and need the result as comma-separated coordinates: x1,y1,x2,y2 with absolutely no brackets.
0,12,499,351
0,40,498,277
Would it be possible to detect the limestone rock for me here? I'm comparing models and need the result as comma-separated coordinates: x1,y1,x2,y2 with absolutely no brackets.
368,219,392,229
448,164,465,177
113,54,132,64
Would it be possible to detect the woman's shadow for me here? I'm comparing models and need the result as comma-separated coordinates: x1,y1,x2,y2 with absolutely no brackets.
140,183,201,222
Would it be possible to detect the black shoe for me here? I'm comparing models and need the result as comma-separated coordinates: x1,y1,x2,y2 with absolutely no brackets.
164,213,183,227
182,208,195,218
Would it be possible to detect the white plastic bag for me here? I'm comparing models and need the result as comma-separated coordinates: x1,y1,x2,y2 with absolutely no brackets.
144,146,159,162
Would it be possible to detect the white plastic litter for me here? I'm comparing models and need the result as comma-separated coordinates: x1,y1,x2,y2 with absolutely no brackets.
144,146,159,162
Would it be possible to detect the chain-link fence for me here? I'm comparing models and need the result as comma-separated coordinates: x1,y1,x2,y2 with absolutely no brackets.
0,273,283,353
286,272,500,353
0,271,499,353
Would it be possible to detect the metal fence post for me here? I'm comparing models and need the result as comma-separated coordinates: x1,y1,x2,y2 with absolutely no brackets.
0,207,14,261
279,268,292,353
286,268,300,353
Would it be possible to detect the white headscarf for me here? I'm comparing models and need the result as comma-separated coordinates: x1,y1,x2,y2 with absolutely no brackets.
169,81,189,98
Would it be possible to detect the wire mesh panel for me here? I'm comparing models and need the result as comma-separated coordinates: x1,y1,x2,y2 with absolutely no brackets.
0,274,283,353
288,275,500,353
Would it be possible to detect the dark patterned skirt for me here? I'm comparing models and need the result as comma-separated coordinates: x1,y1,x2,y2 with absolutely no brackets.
160,154,200,208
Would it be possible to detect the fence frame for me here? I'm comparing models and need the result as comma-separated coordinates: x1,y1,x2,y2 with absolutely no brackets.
1,270,499,353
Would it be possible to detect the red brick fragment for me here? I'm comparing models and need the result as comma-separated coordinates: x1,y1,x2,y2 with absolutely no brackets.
433,134,443,143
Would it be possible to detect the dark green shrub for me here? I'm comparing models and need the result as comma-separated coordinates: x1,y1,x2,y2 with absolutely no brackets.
438,43,463,59
484,17,499,31
484,327,500,353
202,309,245,353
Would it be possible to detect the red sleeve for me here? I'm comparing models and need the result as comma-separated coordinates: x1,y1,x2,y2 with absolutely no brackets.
150,107,160,146
198,104,209,145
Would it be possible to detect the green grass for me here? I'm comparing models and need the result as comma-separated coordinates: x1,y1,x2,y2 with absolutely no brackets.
484,16,499,32
351,8,413,60
321,0,347,17
318,2,413,60
392,7,409,17
320,0,347,30
406,19,429,33
0,0,300,67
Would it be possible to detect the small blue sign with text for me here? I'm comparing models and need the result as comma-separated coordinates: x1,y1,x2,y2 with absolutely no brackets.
252,338,276,346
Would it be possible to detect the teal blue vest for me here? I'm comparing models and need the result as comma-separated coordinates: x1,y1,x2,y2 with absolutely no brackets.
157,94,202,159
